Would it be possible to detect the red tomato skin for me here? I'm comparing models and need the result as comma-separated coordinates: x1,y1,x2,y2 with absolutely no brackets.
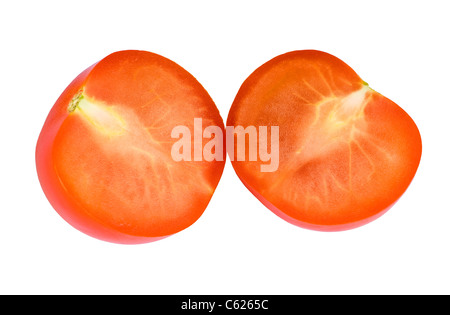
36,51,225,244
227,50,422,231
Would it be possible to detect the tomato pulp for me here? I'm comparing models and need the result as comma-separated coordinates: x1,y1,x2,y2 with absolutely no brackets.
227,50,422,231
36,50,225,244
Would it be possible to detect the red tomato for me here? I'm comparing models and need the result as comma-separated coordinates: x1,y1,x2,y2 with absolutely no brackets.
36,50,225,244
227,50,422,231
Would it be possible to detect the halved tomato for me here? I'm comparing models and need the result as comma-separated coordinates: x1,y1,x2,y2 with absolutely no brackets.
227,50,422,231
36,50,225,244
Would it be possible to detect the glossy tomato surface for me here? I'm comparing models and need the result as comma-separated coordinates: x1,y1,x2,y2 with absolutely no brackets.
36,50,225,244
227,50,422,231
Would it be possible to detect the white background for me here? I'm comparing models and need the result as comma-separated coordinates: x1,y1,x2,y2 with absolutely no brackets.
1,0,449,295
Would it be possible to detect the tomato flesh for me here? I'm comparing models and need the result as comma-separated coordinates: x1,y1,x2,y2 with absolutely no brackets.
36,50,225,243
227,50,422,231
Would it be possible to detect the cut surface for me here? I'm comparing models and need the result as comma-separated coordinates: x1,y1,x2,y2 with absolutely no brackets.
44,50,225,239
227,50,422,230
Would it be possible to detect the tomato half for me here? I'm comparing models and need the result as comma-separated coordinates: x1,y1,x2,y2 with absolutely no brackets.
36,50,225,244
227,50,422,231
